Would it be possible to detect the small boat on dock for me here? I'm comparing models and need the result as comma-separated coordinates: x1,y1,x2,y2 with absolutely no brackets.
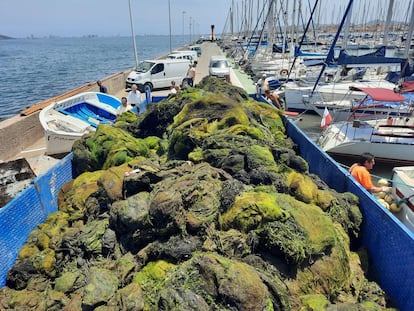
39,92,121,155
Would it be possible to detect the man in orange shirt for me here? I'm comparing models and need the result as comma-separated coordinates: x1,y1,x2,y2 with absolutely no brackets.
349,152,391,193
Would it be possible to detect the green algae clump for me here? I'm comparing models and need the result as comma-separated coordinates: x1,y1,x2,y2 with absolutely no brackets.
220,190,289,232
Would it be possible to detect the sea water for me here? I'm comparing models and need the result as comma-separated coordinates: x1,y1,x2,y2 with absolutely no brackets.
0,35,189,120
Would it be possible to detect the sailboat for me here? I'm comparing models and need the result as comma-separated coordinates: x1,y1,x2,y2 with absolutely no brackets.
316,85,414,165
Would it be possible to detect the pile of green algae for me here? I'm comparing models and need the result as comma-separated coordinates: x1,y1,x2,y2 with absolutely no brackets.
0,77,396,310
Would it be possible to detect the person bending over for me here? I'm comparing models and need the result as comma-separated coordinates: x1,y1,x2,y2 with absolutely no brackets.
349,152,391,193
264,89,282,109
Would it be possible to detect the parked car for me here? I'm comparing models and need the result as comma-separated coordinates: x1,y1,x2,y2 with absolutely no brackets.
208,56,231,82
189,45,202,57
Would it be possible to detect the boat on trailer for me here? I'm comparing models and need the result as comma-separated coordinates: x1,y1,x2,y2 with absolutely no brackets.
39,92,121,155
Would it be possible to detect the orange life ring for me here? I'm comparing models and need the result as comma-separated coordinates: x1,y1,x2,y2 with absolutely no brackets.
280,69,288,75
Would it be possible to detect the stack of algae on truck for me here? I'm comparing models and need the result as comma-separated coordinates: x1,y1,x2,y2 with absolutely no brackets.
0,77,395,310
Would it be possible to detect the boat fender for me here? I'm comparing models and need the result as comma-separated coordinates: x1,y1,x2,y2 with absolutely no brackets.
280,69,288,76
377,178,389,187
389,202,402,213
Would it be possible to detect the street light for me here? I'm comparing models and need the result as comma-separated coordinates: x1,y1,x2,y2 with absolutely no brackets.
189,16,192,44
128,0,139,69
182,11,186,39
168,0,172,52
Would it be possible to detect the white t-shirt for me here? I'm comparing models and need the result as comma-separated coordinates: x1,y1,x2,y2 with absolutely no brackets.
117,104,132,116
127,90,142,105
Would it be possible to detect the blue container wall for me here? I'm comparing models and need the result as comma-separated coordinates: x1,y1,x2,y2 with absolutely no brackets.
285,118,414,311
0,153,74,287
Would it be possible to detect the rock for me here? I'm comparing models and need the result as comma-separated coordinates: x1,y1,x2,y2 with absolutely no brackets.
82,268,119,308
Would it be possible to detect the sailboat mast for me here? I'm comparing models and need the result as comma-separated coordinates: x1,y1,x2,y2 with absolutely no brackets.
383,0,395,47
405,1,414,58
342,0,353,50
311,0,355,94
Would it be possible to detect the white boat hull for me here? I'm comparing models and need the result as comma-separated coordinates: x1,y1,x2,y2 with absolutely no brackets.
44,130,84,155
317,118,414,164
39,92,120,155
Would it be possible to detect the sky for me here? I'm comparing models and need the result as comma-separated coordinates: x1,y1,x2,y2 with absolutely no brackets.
0,0,412,38
0,0,233,38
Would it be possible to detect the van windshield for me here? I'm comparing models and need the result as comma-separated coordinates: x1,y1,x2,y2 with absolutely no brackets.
136,61,155,73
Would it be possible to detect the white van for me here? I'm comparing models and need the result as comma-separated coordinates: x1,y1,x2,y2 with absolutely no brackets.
125,59,190,91
166,52,196,64
189,45,202,57
168,50,198,62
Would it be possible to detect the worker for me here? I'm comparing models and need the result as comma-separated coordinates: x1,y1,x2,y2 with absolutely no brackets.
349,152,391,193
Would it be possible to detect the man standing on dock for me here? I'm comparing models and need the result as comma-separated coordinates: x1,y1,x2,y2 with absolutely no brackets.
185,64,196,87
97,80,108,93
127,84,142,113
256,74,269,98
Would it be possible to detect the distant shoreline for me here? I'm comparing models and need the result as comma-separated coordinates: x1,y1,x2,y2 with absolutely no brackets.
0,35,14,40
0,34,208,40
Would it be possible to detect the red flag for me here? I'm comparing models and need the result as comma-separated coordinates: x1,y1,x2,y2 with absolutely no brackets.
320,107,332,129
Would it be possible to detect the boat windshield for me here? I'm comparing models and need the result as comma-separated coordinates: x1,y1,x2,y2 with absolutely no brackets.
136,61,155,73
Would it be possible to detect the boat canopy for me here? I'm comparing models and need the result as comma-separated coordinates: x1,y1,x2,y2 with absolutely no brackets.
337,46,405,66
401,81,414,93
349,87,406,102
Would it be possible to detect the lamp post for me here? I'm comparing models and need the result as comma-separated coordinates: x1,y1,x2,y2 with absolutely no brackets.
168,0,172,52
182,11,186,39
128,0,139,69
189,16,192,44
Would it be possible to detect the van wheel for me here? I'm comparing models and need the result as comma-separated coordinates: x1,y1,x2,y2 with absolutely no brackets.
144,83,153,92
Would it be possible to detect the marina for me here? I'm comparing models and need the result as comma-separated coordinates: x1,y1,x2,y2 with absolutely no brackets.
1,0,414,309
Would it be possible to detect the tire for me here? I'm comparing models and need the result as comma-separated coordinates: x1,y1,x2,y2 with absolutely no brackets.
144,82,153,92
